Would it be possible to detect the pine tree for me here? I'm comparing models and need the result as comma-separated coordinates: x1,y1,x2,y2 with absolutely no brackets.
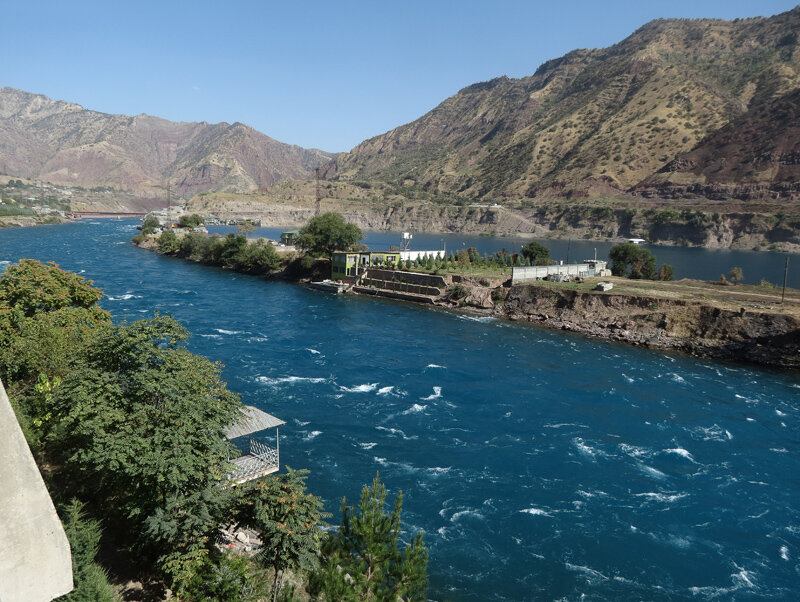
311,474,428,601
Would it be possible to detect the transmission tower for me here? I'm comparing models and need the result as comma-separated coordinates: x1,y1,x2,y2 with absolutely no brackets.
315,166,322,216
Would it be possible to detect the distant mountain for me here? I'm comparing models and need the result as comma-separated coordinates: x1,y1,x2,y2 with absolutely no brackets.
0,87,335,198
324,7,800,202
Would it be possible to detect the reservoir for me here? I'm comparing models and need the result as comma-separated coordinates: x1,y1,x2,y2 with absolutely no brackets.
2,220,799,600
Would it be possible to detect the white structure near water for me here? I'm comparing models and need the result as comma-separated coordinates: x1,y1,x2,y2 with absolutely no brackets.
397,232,445,262
511,259,610,284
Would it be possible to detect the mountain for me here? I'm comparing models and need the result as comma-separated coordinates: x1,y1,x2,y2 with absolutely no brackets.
323,7,800,203
0,87,335,198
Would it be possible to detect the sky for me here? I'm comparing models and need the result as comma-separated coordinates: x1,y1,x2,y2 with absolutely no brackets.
3,1,798,152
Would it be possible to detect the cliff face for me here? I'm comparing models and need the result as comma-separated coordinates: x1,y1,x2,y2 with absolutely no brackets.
0,88,335,198
488,284,800,368
323,8,800,203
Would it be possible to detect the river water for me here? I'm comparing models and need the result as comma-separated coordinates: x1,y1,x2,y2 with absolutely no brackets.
2,220,800,600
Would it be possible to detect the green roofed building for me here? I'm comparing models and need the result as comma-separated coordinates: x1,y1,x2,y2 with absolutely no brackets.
280,230,300,245
332,251,400,279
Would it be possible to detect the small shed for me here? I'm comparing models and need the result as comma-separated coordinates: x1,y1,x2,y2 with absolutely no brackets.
280,230,300,245
225,405,285,485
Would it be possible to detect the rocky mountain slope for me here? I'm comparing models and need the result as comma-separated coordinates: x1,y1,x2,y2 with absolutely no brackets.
0,87,335,198
323,7,800,203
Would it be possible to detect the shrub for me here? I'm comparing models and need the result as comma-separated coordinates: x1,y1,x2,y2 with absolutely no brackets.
449,283,468,300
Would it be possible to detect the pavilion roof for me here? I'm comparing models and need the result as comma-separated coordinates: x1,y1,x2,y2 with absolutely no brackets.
225,405,285,439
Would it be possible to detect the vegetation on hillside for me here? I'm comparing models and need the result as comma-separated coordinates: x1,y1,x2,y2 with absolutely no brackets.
325,8,800,203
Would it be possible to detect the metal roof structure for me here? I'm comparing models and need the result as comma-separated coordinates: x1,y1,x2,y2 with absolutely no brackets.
225,405,285,440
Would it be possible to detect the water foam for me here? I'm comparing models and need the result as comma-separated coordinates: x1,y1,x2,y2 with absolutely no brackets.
638,464,667,480
306,348,321,354
565,563,609,584
340,382,379,393
520,507,551,517
636,492,688,503
375,426,417,440
377,386,395,396
421,386,442,401
450,509,484,522
304,431,322,440
359,442,377,450
426,364,446,369
780,545,789,560
256,376,327,385
403,403,427,415
214,328,245,335
664,447,696,462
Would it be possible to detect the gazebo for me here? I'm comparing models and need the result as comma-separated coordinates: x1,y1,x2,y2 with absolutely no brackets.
225,405,285,485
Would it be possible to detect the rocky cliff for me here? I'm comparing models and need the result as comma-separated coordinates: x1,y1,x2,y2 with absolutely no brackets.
445,282,800,369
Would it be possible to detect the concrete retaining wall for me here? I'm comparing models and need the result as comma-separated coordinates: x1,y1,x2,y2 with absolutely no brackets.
0,379,73,602
366,269,447,288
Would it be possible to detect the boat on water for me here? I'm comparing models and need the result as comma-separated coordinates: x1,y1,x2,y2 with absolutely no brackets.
308,279,349,293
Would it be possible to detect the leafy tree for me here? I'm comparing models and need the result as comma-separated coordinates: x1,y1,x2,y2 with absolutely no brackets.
235,239,282,274
234,469,328,601
48,315,243,577
142,216,160,234
296,212,363,258
157,229,180,254
521,241,552,266
658,264,675,281
0,260,110,382
729,266,743,284
178,213,204,228
312,474,428,601
609,243,656,279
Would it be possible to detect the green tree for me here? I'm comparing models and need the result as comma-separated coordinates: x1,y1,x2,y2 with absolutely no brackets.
729,266,743,284
609,243,657,279
49,315,243,579
60,499,119,602
521,241,551,266
178,213,204,228
234,469,328,601
142,216,160,234
658,264,675,281
0,260,110,382
157,229,180,254
234,239,282,274
296,212,363,258
312,474,428,601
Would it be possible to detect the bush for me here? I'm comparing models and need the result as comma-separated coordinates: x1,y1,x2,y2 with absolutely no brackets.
609,243,656,279
521,241,551,266
157,230,180,254
449,283,468,300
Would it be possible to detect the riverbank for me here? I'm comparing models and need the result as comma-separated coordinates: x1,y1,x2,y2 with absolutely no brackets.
0,214,66,229
465,279,800,370
134,234,800,370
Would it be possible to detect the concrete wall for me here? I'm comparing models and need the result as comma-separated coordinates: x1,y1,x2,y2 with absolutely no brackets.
511,263,592,284
366,268,447,288
0,379,73,602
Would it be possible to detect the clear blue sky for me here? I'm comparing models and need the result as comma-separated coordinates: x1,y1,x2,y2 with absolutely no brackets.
3,1,797,152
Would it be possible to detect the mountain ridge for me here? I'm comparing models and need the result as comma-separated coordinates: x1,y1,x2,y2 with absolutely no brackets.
323,7,800,204
0,87,335,199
